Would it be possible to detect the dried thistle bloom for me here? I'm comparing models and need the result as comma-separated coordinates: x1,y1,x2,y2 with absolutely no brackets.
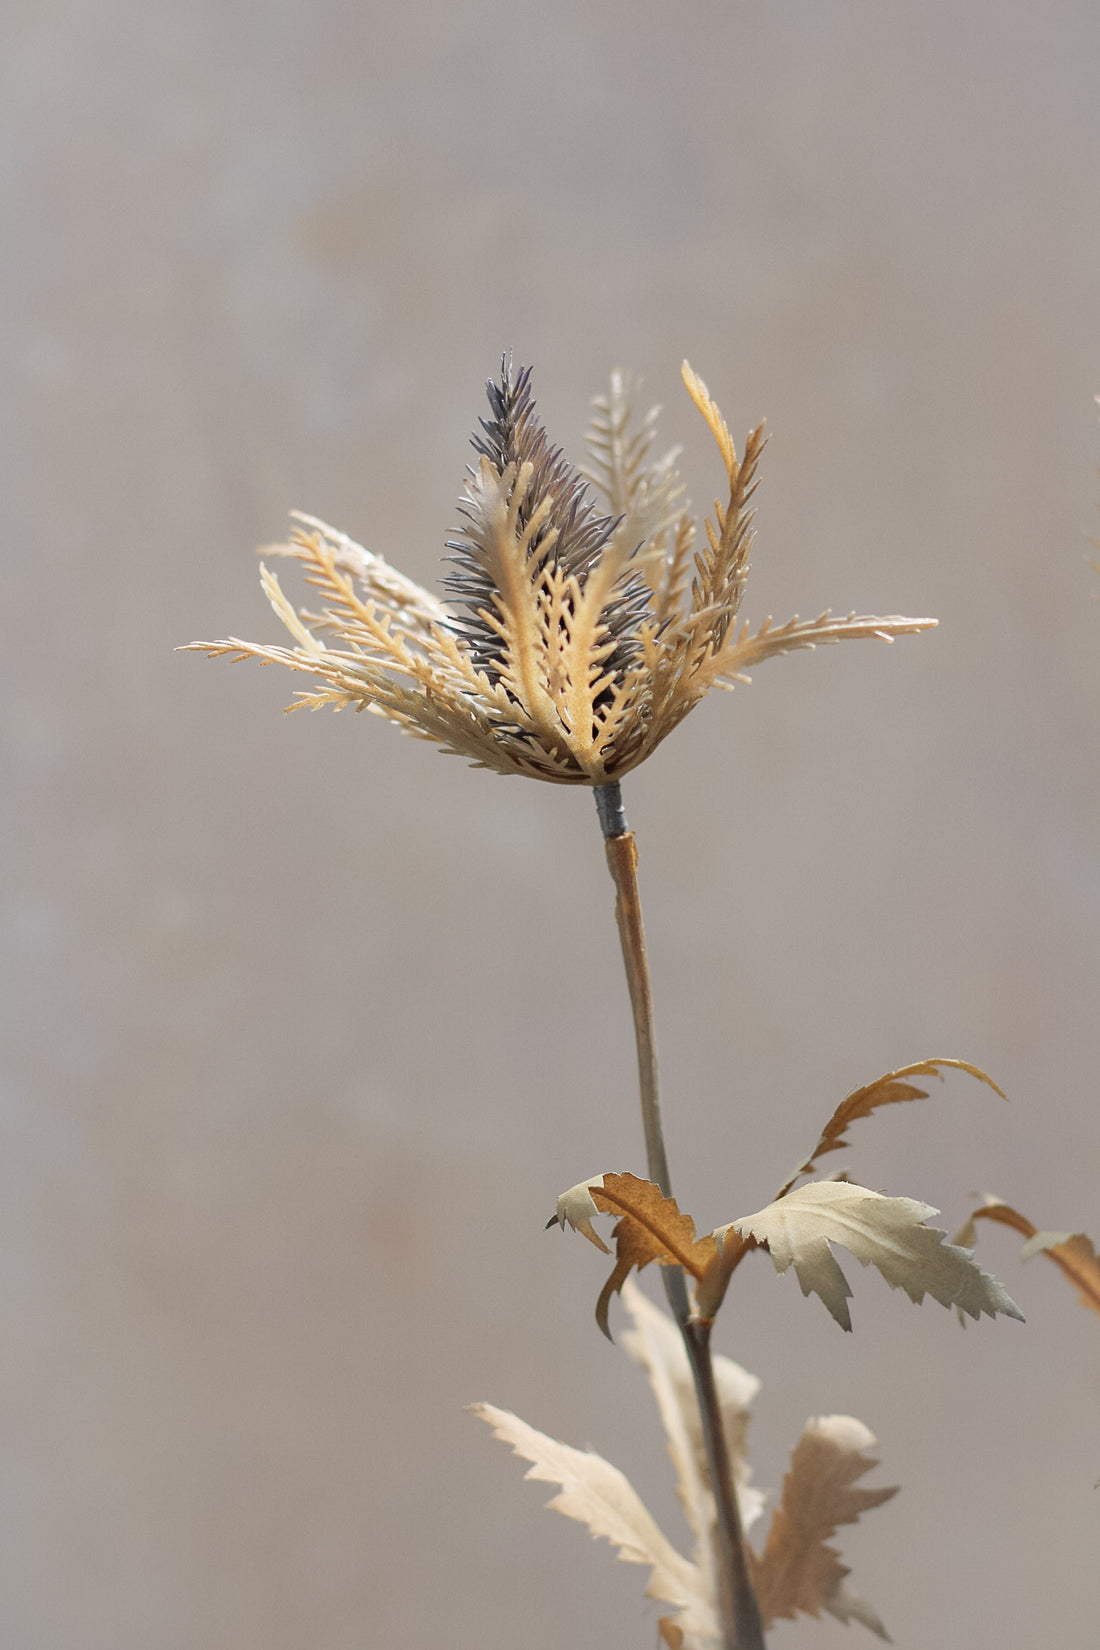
188,360,936,783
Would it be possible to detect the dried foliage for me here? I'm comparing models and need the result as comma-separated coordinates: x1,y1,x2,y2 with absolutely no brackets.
557,1172,1021,1333
710,1182,1023,1331
188,359,936,783
553,1172,717,1337
702,1058,1008,1301
750,1416,897,1640
473,1284,895,1647
188,353,1051,1647
956,1197,1100,1322
775,1058,1006,1202
469,1402,699,1615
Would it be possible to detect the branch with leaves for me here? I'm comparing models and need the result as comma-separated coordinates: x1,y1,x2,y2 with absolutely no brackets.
473,1280,897,1647
193,357,1037,1650
551,1165,1021,1336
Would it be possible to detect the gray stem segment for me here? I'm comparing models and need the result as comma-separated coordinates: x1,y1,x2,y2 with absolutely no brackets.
593,780,766,1650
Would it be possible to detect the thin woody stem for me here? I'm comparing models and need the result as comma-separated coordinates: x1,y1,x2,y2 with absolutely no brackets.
682,1320,766,1650
599,842,676,1206
593,780,766,1650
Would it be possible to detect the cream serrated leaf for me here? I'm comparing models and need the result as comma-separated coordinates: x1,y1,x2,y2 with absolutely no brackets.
468,1401,703,1620
716,1181,1024,1331
551,1177,611,1252
473,1293,895,1645
751,1415,896,1640
695,1059,1009,1319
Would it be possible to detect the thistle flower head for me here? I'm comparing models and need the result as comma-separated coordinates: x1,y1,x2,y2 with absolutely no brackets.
188,360,936,783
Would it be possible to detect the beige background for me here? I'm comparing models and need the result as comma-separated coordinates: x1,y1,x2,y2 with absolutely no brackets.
5,2,1100,1646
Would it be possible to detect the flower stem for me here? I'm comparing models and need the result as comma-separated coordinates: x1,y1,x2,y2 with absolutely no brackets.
593,779,766,1650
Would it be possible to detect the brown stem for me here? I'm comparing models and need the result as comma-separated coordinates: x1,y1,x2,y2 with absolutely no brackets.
602,829,675,1203
683,1320,766,1650
593,781,766,1650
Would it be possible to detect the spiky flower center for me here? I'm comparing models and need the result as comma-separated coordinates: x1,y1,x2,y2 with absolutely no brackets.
443,359,653,688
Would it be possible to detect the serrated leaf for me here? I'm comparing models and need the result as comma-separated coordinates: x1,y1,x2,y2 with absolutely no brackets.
716,1181,1024,1331
469,1402,701,1616
963,1198,1100,1321
777,1058,1006,1201
473,1293,897,1648
751,1415,896,1640
699,1059,1009,1318
620,1278,765,1546
552,1172,717,1339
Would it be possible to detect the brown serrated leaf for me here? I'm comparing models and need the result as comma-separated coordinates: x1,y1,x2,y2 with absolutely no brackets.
963,1199,1100,1321
751,1415,896,1639
776,1058,1006,1202
591,1173,717,1340
553,1173,717,1339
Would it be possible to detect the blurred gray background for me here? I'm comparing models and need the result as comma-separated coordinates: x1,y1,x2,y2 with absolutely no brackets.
4,1,1100,1646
